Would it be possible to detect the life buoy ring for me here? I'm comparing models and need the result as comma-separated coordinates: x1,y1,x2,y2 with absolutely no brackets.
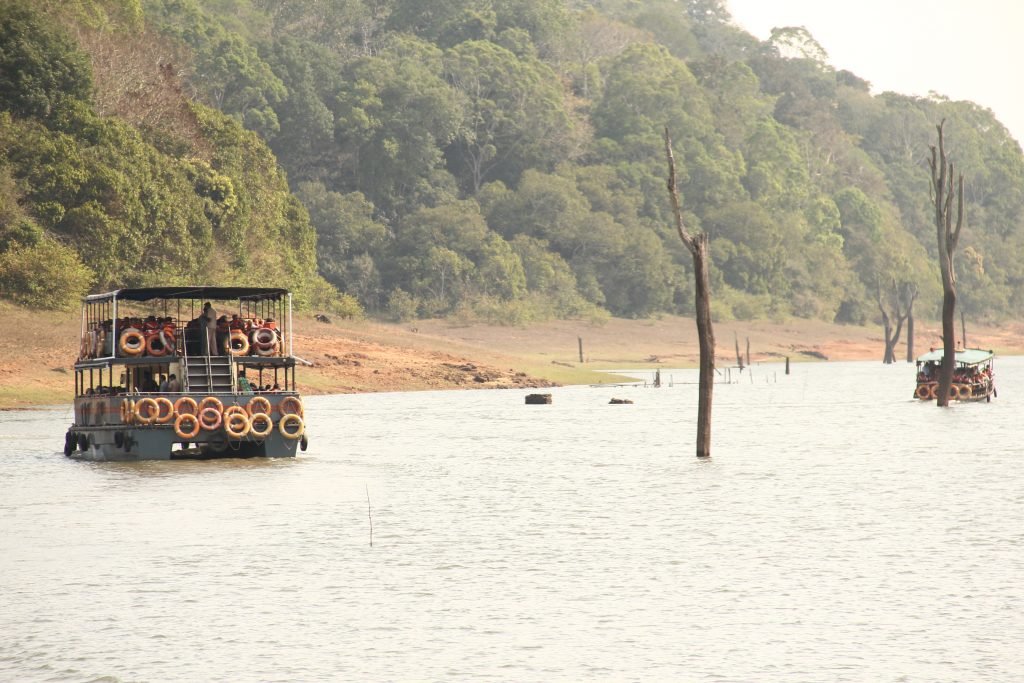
914,384,930,400
153,397,175,424
223,404,248,420
246,396,272,416
134,397,159,425
146,333,169,357
224,411,251,439
249,413,273,438
198,396,223,414
928,384,938,400
280,396,303,418
199,406,223,431
119,328,145,356
174,413,201,440
279,413,304,439
957,384,972,400
223,330,250,356
254,343,278,357
251,327,278,350
174,396,198,417
948,384,959,399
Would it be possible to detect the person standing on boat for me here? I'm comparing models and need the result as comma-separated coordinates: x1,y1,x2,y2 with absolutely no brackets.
164,370,181,393
201,301,218,355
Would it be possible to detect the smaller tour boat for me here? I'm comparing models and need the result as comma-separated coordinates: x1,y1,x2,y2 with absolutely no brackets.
913,347,996,402
64,286,308,460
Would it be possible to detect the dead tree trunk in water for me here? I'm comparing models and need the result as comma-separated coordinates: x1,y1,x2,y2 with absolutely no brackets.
876,279,908,364
665,127,715,458
928,120,964,407
905,283,918,362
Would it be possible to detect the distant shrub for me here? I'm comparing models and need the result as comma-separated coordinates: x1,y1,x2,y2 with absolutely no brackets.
0,236,94,309
385,288,418,322
306,278,364,319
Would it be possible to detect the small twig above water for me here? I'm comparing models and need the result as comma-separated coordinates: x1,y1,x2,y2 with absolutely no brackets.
366,484,374,548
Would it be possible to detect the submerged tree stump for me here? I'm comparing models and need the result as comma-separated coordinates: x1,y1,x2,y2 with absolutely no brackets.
525,393,552,404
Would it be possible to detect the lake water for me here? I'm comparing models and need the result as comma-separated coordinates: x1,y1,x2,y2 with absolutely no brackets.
2,359,1023,682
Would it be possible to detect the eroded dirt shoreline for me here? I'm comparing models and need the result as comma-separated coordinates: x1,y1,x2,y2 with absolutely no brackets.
3,301,1022,409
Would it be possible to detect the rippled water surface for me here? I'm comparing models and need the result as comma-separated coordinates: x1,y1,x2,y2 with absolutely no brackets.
2,359,1023,682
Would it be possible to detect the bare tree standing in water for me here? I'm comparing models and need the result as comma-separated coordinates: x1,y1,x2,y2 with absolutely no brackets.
664,127,715,458
928,121,964,407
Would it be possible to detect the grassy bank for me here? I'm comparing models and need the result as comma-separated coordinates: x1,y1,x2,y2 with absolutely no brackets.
3,299,1023,410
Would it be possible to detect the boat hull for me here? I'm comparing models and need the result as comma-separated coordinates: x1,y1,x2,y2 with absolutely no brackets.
913,381,995,402
65,393,304,461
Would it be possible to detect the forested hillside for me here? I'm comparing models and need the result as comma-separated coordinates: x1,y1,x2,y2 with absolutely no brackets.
3,0,1023,325
0,0,335,309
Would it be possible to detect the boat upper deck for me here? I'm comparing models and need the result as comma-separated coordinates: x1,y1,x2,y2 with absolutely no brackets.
75,285,299,397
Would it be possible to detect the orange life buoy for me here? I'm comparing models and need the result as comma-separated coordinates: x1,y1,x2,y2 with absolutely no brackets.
948,384,959,399
928,384,938,400
199,406,223,431
958,384,972,400
223,404,248,419
119,328,145,356
279,413,304,439
915,384,931,400
223,330,250,356
280,396,303,418
198,396,223,414
254,342,278,357
153,397,175,424
224,411,251,439
249,413,273,438
174,413,200,440
145,333,170,357
174,396,198,417
246,396,272,416
251,327,278,350
134,397,159,425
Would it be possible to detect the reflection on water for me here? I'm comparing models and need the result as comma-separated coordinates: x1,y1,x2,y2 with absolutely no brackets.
2,359,1024,681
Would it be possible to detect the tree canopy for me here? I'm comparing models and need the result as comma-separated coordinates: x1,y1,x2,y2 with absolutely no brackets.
3,0,1024,327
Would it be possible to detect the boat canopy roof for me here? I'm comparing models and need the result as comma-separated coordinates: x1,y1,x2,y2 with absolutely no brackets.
85,286,288,303
915,347,994,365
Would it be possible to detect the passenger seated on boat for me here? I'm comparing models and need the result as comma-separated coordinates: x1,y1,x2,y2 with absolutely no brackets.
237,370,254,394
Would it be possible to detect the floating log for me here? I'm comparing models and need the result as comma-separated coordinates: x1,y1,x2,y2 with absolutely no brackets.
609,398,634,404
525,393,553,404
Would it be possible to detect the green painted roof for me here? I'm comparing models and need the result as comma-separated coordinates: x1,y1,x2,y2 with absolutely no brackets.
915,347,994,365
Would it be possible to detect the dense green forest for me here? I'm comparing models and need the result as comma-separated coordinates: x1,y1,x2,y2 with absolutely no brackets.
2,0,1023,326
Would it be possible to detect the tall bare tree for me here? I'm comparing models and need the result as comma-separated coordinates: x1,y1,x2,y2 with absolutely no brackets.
928,120,964,407
904,283,919,363
876,279,917,364
875,279,904,364
664,127,715,458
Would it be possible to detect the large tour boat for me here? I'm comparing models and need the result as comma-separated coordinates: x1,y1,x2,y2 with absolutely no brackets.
913,347,996,402
64,286,307,460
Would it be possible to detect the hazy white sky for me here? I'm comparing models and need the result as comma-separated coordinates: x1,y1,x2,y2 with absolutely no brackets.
726,0,1024,144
